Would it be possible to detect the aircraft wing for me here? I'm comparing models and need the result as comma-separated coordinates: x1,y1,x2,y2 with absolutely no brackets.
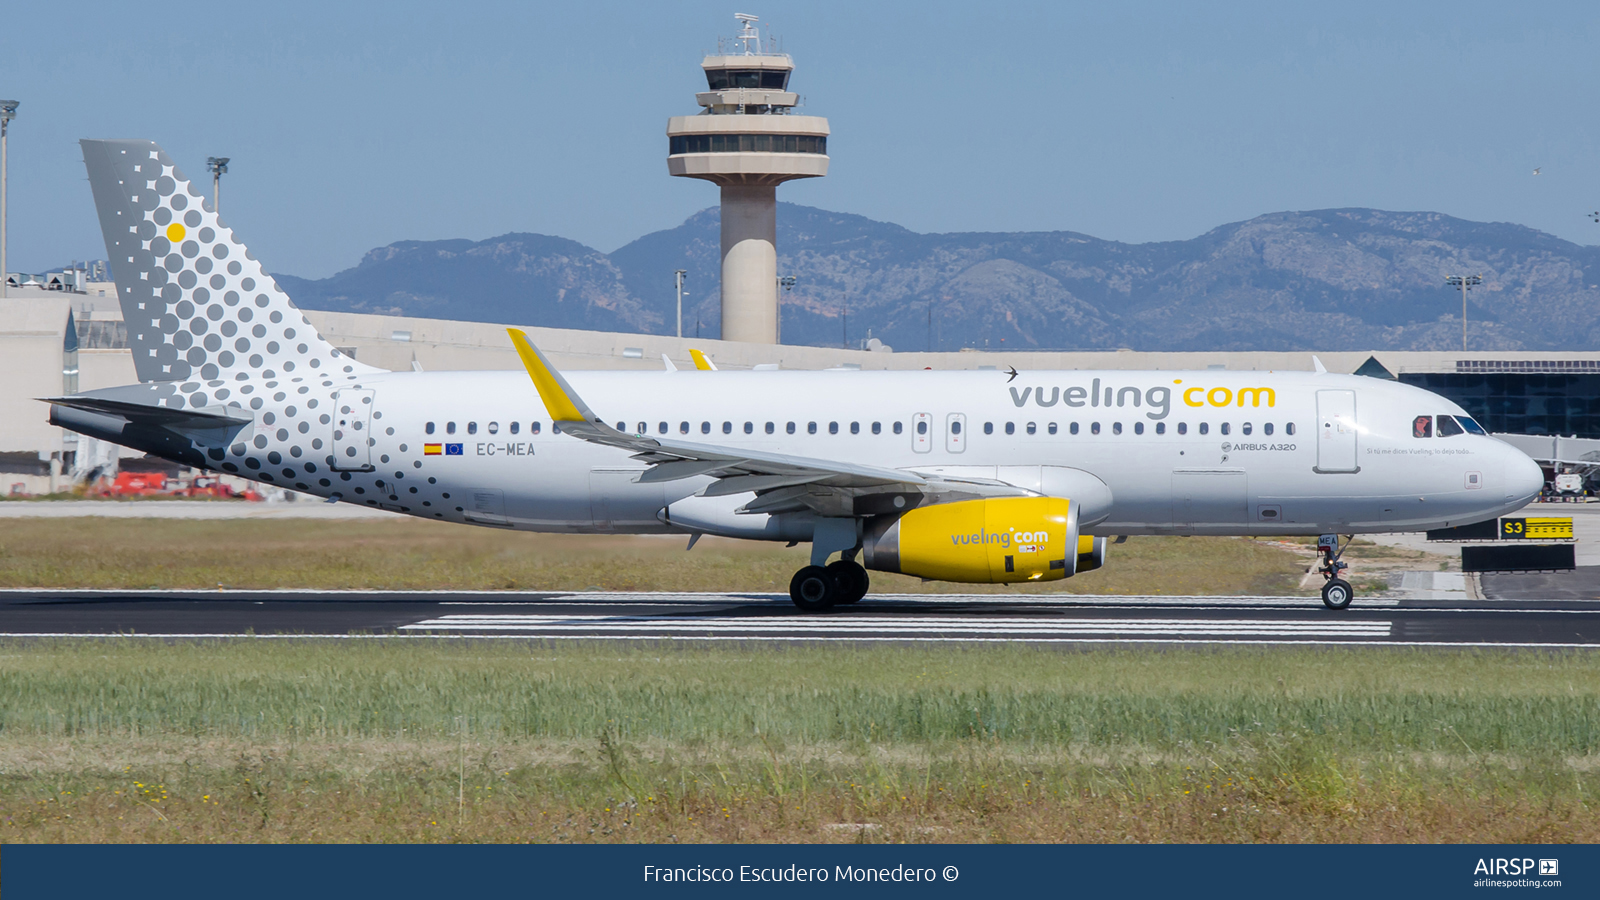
507,329,930,512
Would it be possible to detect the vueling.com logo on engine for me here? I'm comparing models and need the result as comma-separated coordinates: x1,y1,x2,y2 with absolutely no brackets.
949,527,1050,550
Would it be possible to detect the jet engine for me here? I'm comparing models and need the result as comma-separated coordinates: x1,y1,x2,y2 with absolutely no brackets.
862,496,1088,583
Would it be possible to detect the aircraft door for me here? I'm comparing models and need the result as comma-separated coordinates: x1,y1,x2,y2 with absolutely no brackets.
1315,390,1360,473
331,389,375,472
945,413,966,453
913,413,932,453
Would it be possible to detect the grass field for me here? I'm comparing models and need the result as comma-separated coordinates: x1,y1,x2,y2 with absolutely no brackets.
0,518,1318,595
0,640,1595,843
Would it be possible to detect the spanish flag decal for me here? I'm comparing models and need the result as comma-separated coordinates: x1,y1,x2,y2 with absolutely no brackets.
424,443,443,456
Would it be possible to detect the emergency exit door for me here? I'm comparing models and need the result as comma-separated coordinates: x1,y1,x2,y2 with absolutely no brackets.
1315,389,1360,473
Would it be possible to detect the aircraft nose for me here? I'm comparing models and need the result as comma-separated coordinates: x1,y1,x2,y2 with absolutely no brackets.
1503,449,1545,504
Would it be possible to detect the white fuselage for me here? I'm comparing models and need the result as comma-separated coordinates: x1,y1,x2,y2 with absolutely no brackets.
266,367,1541,538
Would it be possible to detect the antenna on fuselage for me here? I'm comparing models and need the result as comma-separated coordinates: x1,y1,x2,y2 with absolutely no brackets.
1311,355,1328,374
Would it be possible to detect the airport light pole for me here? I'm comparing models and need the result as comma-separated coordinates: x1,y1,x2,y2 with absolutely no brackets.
1445,274,1482,352
674,269,687,338
0,100,17,299
777,275,796,344
205,157,229,213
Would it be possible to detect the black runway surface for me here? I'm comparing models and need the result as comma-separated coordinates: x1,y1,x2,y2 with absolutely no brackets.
1,588,1598,647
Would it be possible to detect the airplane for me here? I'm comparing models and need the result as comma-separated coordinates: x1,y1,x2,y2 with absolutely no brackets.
48,140,1546,612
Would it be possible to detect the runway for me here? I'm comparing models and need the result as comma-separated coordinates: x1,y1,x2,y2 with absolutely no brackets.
1,589,1597,648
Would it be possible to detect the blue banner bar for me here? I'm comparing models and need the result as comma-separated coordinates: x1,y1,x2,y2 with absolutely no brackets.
3,844,1592,899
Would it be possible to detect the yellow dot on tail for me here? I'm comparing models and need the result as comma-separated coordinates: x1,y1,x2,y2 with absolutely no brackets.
166,223,186,242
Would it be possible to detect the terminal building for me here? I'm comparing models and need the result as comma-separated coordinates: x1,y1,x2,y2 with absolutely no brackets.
2,13,1598,494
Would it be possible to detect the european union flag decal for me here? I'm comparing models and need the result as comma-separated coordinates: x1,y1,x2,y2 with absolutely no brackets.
445,443,464,456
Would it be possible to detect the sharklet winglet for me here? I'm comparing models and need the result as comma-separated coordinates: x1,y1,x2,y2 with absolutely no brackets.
507,329,596,424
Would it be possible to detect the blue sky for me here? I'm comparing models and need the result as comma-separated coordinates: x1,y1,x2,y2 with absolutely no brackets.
3,1,1597,278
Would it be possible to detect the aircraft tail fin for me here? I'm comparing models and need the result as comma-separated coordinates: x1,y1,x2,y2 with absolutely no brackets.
79,139,384,384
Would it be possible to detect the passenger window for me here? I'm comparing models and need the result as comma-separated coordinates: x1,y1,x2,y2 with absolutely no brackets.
467,422,478,435
1437,415,1464,437
1220,423,1230,436
1199,423,1209,435
552,423,561,434
488,422,499,435
680,421,690,434
1286,422,1296,436
952,421,962,435
984,422,994,435
723,422,732,434
1263,423,1273,436
1155,422,1165,435
787,422,796,434
871,422,881,435
637,422,646,435
530,422,541,435
765,422,775,434
1178,422,1187,435
1112,422,1122,435
1048,423,1057,435
1134,422,1144,435
1413,415,1432,438
850,422,860,434
916,421,927,435
702,422,711,434
1004,422,1014,435
893,422,903,434
659,422,668,434
744,422,753,434
446,422,456,435
1026,422,1036,435
425,422,435,435
615,422,626,432
1091,422,1101,435
1070,422,1079,435
808,422,817,434
510,422,520,435
829,422,839,435
1241,423,1251,436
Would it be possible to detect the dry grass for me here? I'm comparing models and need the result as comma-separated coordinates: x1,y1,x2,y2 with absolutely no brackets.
0,641,1596,843
0,518,1303,595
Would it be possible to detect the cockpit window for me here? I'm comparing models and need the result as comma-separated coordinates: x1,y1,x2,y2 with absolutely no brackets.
1436,414,1465,437
1457,415,1487,435
1412,415,1432,438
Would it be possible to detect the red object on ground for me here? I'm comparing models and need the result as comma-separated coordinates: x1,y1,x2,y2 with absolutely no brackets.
105,472,168,496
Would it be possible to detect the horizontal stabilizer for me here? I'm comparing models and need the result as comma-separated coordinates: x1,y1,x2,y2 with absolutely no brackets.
41,395,252,428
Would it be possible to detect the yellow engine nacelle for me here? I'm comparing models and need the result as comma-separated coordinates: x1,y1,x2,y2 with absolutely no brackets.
862,496,1087,583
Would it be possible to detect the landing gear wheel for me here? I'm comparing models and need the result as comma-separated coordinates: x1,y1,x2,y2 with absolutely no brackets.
1321,578,1353,611
827,560,870,605
790,565,836,612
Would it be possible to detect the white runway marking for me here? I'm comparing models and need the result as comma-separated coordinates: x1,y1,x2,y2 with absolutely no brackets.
400,614,1392,639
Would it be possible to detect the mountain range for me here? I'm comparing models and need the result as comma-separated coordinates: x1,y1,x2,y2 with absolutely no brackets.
273,205,1600,352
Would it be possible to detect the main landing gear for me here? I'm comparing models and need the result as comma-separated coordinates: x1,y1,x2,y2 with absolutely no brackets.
788,557,870,611
1317,533,1354,610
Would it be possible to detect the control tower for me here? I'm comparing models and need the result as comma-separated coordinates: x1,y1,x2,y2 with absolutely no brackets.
667,14,828,344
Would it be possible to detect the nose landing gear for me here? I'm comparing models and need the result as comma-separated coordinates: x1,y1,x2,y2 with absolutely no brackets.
1317,533,1354,610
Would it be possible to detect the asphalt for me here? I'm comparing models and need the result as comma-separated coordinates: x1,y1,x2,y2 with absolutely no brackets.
2,588,1597,648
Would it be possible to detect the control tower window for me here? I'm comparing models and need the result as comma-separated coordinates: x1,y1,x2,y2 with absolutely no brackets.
706,69,789,91
671,134,827,155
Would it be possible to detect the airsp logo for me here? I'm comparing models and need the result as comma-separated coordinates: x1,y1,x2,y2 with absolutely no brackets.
1473,858,1554,876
